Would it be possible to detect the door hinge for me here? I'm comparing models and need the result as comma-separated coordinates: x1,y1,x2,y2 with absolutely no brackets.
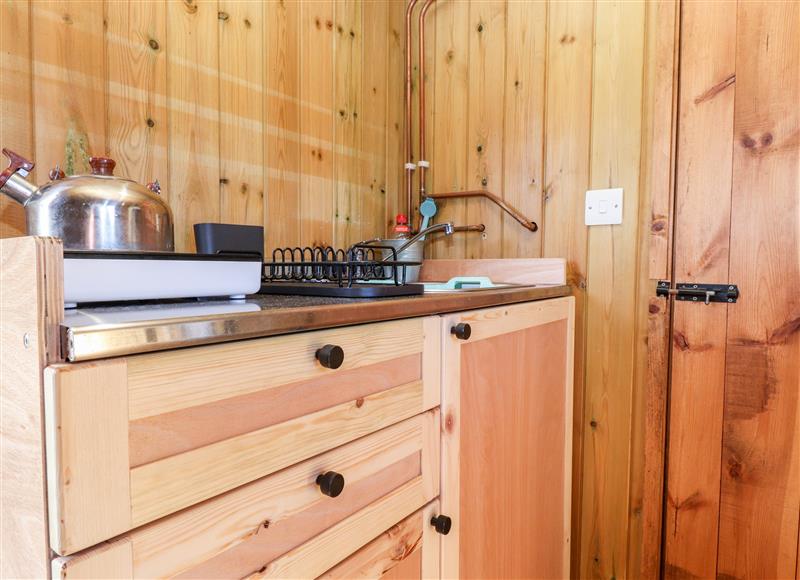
656,281,739,305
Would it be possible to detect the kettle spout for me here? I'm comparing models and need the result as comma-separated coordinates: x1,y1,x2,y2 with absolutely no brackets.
1,172,38,205
0,148,37,205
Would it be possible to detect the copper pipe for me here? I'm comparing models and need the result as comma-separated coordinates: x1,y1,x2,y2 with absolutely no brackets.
453,224,486,233
404,0,420,222
410,2,539,237
428,191,539,232
417,0,437,222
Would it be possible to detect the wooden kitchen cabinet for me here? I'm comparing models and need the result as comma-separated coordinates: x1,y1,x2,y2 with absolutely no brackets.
439,297,574,579
2,238,573,579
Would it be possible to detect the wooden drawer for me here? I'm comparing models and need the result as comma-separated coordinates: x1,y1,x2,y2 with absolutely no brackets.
51,411,440,578
44,317,441,555
320,501,441,579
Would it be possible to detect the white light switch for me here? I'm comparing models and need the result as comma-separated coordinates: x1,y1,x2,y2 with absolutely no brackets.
585,188,623,225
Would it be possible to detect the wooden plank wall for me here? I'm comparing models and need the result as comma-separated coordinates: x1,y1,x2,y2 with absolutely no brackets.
415,1,656,577
0,0,405,251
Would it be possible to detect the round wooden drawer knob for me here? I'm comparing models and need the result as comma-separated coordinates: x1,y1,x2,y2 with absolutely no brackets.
430,514,452,535
315,344,344,369
316,471,345,497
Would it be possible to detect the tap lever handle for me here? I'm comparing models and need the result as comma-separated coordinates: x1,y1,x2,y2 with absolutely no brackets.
0,149,35,189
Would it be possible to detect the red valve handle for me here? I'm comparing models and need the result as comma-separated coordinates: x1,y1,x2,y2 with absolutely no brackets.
0,148,35,189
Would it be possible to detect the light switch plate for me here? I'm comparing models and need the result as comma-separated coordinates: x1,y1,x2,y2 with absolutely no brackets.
585,188,623,225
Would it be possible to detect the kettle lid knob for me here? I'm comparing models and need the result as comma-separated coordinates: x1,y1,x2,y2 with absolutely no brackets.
89,156,116,176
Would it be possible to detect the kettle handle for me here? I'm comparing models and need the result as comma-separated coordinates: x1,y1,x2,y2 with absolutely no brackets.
0,149,35,189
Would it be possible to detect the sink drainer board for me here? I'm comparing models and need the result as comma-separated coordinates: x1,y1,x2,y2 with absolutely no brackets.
420,277,512,292
260,245,424,298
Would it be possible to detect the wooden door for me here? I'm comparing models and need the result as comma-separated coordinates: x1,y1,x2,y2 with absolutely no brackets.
440,298,574,579
662,2,800,578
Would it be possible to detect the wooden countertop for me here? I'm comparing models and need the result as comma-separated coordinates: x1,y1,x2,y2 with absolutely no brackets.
61,284,570,362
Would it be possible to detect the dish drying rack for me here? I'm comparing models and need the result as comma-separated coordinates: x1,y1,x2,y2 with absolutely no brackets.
260,244,425,298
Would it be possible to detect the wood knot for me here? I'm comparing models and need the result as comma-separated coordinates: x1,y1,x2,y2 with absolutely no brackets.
262,519,270,528
673,331,690,351
760,132,773,146
326,20,333,30
183,0,198,14
444,412,455,433
589,419,598,429
651,219,666,232
649,302,660,314
560,34,576,44
218,11,229,21
349,29,355,38
315,17,321,29
244,18,252,28
146,118,155,128
740,134,757,149
727,456,743,480
62,13,73,24
476,22,484,33
240,183,248,194
219,177,229,185
355,398,364,408
148,38,160,51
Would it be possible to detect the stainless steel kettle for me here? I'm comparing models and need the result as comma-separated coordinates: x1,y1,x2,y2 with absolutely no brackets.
0,148,174,252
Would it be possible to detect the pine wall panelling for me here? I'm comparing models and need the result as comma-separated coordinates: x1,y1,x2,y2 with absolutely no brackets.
413,1,657,577
0,0,404,252
1,1,667,577
0,0,31,237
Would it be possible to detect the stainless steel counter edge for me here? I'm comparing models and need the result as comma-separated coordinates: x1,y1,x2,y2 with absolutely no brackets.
62,285,571,361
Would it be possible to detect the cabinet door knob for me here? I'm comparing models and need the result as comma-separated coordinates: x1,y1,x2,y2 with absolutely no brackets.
450,323,471,340
430,514,452,535
316,471,345,497
315,344,344,369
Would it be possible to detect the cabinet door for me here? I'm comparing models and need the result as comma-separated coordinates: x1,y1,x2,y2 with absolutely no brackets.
440,298,574,579
321,501,442,579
